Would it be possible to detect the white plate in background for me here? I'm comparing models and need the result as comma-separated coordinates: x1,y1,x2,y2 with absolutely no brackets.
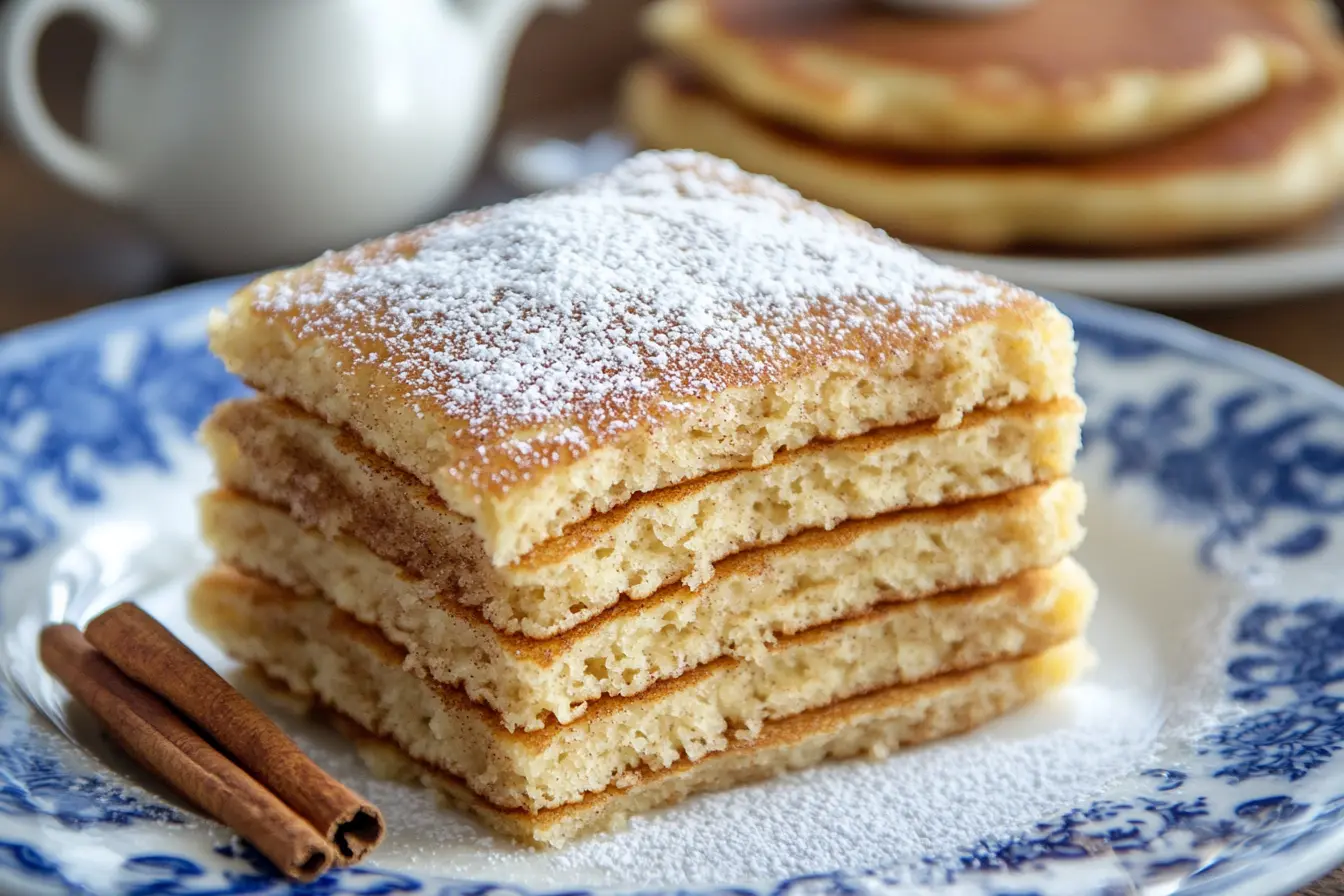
927,204,1344,307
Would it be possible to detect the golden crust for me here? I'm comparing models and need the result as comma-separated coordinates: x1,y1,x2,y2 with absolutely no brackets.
622,57,1344,252
643,0,1322,155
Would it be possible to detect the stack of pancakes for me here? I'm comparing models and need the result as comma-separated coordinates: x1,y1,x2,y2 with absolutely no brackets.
190,150,1095,846
623,0,1344,252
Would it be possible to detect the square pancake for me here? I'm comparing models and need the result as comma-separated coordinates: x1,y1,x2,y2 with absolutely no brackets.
200,479,1084,731
208,150,1079,567
201,395,1083,638
190,562,1093,813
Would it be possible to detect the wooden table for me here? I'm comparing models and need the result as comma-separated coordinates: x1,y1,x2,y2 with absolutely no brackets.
1,6,1342,894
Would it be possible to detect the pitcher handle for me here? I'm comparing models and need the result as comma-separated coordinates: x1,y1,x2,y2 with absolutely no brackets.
0,0,154,203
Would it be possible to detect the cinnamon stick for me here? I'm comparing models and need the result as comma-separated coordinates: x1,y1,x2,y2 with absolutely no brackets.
39,625,334,881
85,602,384,864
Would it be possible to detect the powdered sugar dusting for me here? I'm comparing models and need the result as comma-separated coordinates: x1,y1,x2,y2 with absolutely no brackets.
249,151,1010,491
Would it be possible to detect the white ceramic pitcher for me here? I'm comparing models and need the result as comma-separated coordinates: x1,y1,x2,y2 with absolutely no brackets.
0,0,574,273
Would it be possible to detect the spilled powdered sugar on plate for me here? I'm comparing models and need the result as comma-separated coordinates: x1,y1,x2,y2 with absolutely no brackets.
537,684,1161,887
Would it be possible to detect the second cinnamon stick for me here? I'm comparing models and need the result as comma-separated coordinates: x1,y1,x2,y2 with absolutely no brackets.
85,602,384,864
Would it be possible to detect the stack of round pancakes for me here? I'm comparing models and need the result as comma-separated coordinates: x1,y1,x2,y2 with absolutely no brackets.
623,0,1344,252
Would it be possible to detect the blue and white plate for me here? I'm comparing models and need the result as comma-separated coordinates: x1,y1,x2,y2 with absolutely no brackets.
2,278,1344,896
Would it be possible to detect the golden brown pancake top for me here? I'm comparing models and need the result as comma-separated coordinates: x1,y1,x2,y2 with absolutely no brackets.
706,0,1305,88
661,58,1344,174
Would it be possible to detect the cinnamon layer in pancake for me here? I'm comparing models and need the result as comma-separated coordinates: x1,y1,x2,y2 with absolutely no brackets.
210,152,1078,567
622,56,1344,252
644,0,1319,155
191,563,1092,813
201,396,1083,638
200,480,1084,731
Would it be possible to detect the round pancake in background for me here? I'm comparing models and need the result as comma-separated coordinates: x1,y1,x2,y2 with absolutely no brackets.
642,0,1324,155
620,57,1344,253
